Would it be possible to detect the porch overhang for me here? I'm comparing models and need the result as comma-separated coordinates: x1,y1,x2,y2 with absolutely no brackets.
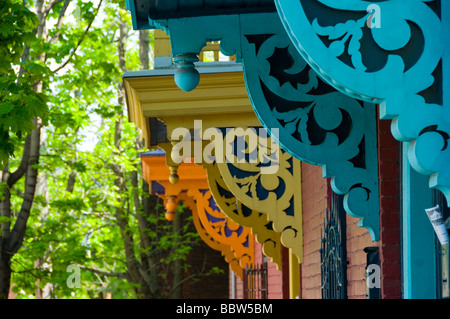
126,0,276,30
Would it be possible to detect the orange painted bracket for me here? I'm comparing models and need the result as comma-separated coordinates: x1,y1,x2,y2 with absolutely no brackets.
141,149,254,278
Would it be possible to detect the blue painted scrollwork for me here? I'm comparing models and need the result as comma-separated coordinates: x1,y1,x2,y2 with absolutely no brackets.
239,29,380,240
275,0,450,202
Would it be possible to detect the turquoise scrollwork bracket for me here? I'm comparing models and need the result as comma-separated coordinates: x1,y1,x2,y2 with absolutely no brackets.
275,0,450,202
236,23,379,240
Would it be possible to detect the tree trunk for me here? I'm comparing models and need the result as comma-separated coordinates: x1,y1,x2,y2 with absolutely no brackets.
171,212,183,299
113,14,147,297
0,243,12,299
141,182,160,294
0,0,47,299
0,119,42,299
139,30,150,70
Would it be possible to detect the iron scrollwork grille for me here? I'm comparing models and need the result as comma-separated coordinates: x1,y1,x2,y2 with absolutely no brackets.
243,261,268,299
320,191,347,299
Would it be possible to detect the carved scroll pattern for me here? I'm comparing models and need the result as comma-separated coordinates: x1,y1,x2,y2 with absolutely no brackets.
275,0,450,201
215,128,303,261
167,193,245,278
240,32,379,240
204,161,283,269
157,141,283,271
149,175,253,278
187,188,255,269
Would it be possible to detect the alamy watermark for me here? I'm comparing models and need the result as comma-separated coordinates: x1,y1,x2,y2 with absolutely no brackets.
66,264,81,289
366,264,381,289
366,4,381,29
170,120,280,174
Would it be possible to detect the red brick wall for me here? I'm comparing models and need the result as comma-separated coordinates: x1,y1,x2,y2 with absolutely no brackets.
346,215,373,298
300,162,373,299
301,162,328,299
377,116,401,299
229,267,244,299
253,240,286,300
267,258,284,299
299,114,401,299
345,115,402,299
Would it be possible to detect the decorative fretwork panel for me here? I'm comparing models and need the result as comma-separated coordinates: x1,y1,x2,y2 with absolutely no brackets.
275,0,450,204
205,161,283,269
215,127,303,262
238,26,380,241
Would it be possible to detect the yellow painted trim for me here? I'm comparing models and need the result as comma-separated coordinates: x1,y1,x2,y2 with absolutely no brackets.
154,29,171,58
216,131,304,263
292,157,303,264
153,129,304,268
123,71,260,148
289,249,300,299
204,161,282,270
124,77,149,147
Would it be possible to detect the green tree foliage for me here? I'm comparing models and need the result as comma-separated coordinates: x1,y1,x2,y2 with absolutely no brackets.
1,0,222,299
0,0,48,166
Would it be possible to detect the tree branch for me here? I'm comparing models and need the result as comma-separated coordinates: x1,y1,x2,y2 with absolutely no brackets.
43,0,64,20
51,0,103,73
47,0,71,44
79,266,128,279
7,135,31,187
0,179,12,240
11,259,41,279
7,118,42,256
65,171,77,193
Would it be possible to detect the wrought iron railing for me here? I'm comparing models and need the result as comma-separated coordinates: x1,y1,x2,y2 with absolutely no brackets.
320,192,347,299
243,263,268,299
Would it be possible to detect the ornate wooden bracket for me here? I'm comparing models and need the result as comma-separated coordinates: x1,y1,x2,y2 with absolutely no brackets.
204,161,283,269
141,152,254,278
275,0,450,203
236,26,379,240
163,136,288,268
219,128,303,262
167,125,303,262
187,188,255,274
123,63,290,268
